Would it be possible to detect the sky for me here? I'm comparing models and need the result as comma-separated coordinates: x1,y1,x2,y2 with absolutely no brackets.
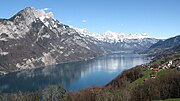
0,0,180,39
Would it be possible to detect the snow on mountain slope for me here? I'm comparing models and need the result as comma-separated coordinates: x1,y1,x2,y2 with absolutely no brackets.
0,7,58,41
74,28,151,43
74,27,159,52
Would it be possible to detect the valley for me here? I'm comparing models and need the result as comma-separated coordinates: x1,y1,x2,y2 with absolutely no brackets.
0,5,179,101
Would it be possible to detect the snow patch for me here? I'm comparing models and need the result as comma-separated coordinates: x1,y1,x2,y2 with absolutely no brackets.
53,24,57,28
59,46,64,49
0,49,9,55
59,51,63,54
64,54,69,57
0,52,8,55
49,43,64,54
16,59,35,69
63,26,66,29
44,22,49,27
0,38,8,41
42,34,50,38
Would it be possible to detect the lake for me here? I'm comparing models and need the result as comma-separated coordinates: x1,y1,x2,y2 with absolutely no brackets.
0,53,150,93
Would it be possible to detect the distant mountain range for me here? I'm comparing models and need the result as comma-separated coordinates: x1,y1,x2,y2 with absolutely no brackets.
75,28,159,52
75,28,151,43
0,7,159,73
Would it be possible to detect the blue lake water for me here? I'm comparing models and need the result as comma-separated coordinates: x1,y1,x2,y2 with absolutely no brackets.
0,53,150,93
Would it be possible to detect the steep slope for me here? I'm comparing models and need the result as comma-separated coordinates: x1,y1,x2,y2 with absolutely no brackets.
150,35,180,49
146,35,180,58
0,7,106,73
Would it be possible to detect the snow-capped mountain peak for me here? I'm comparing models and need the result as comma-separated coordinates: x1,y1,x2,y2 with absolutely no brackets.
10,7,56,28
103,31,120,42
0,7,62,41
34,9,54,23
21,7,54,21
74,27,151,43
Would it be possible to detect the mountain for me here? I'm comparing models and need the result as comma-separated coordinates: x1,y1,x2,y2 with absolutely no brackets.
0,7,106,73
150,35,180,49
75,28,159,52
95,31,151,43
145,35,180,58
0,7,159,73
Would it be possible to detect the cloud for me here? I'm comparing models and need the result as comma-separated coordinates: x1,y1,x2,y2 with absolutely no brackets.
82,19,87,23
42,8,51,11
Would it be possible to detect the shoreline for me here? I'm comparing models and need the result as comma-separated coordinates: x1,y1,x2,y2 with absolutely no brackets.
0,51,147,76
0,53,107,76
0,52,150,93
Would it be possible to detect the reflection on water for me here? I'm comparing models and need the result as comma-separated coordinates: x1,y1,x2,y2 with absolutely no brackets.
0,53,149,93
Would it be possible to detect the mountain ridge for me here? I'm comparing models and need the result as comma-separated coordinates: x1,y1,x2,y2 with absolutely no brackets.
75,28,159,52
145,35,180,59
75,28,152,43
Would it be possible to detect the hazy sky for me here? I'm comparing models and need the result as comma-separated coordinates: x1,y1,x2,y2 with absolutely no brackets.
0,0,180,39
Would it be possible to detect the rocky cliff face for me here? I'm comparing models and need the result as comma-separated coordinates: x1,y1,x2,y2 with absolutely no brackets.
0,7,106,73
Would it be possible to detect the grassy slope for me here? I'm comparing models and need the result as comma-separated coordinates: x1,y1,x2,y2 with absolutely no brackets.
128,68,173,90
128,69,151,90
156,69,172,78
